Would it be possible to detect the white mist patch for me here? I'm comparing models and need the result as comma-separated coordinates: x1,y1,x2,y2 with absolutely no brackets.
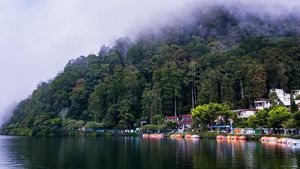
0,0,190,124
0,102,17,126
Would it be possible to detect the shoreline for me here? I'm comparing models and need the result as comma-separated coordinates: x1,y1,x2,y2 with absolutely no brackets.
2,131,300,141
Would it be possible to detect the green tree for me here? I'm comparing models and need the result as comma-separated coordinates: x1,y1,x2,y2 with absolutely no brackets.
118,100,134,129
151,114,164,125
246,115,257,128
290,92,298,113
4,9,300,134
85,121,104,129
293,111,300,127
69,79,88,119
192,103,234,130
255,109,269,128
267,106,291,128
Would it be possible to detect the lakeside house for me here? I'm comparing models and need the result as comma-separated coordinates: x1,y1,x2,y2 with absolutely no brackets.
232,109,258,119
254,100,271,110
270,89,291,106
180,114,193,128
254,88,300,110
295,90,300,106
161,88,300,133
164,116,178,123
269,88,300,107
164,114,193,129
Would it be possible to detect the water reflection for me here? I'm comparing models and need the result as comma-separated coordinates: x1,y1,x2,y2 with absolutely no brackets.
0,136,300,169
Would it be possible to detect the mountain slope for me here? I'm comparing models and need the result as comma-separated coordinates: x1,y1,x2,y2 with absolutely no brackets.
2,5,300,136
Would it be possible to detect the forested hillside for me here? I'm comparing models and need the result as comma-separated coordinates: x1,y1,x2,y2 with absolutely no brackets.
3,6,300,135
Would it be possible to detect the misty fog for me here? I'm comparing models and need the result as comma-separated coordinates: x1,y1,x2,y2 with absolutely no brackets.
1,0,300,125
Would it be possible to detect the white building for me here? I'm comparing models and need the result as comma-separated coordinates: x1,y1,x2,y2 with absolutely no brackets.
294,90,300,105
233,109,258,118
254,100,271,110
294,90,300,96
253,89,300,111
270,89,291,106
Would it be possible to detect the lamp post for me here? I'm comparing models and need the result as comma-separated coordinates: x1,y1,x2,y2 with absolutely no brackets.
229,119,233,134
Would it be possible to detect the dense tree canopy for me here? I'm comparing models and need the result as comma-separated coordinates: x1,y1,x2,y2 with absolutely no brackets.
246,106,294,129
3,6,300,135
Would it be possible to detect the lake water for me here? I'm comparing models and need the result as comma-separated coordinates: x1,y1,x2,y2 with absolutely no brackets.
0,136,300,169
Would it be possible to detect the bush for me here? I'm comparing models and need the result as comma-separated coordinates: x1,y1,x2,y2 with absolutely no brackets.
140,124,167,131
7,128,32,136
64,119,85,129
85,121,104,129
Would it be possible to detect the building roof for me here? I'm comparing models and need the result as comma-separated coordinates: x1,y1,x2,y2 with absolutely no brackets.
254,99,269,103
164,116,177,119
232,109,258,113
181,114,192,117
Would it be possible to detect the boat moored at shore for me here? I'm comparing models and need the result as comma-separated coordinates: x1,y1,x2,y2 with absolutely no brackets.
287,139,300,147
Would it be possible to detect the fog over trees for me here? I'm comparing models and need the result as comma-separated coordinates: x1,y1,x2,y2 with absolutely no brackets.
2,1,300,135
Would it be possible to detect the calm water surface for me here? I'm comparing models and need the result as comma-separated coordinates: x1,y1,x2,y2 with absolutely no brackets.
0,136,300,169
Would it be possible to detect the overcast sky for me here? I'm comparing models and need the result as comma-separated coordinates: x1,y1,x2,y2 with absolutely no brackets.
0,0,299,124
0,0,192,123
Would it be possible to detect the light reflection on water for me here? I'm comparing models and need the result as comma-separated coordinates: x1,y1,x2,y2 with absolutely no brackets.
0,136,299,169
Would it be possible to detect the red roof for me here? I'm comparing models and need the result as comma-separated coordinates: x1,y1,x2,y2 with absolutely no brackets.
164,114,193,125
181,114,192,117
180,114,192,125
164,116,177,118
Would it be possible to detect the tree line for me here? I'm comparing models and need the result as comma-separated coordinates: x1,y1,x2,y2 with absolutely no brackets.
2,7,300,136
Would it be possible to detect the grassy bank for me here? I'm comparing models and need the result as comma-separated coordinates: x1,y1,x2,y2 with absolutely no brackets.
3,128,300,140
1,128,139,137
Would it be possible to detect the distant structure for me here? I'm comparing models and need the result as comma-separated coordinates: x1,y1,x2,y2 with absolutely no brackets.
294,90,300,96
254,100,271,110
164,116,178,123
164,114,192,129
179,114,193,129
294,90,300,105
270,89,291,106
232,109,258,118
254,88,300,110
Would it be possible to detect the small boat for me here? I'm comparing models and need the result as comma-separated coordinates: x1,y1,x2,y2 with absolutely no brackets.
158,134,164,138
238,136,246,140
231,136,239,140
216,135,226,140
226,136,232,140
287,139,300,147
170,134,176,138
260,136,268,142
149,134,155,138
149,134,164,139
185,134,192,139
170,134,183,139
260,136,278,143
142,134,149,138
268,137,278,143
277,138,289,144
192,135,200,139
176,134,184,138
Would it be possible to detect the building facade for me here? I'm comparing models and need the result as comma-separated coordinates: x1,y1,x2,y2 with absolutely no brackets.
254,100,271,110
232,109,258,118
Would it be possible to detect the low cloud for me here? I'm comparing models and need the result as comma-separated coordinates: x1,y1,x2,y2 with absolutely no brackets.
0,0,300,124
0,0,190,124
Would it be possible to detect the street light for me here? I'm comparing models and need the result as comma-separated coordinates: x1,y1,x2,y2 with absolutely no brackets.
229,119,234,134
